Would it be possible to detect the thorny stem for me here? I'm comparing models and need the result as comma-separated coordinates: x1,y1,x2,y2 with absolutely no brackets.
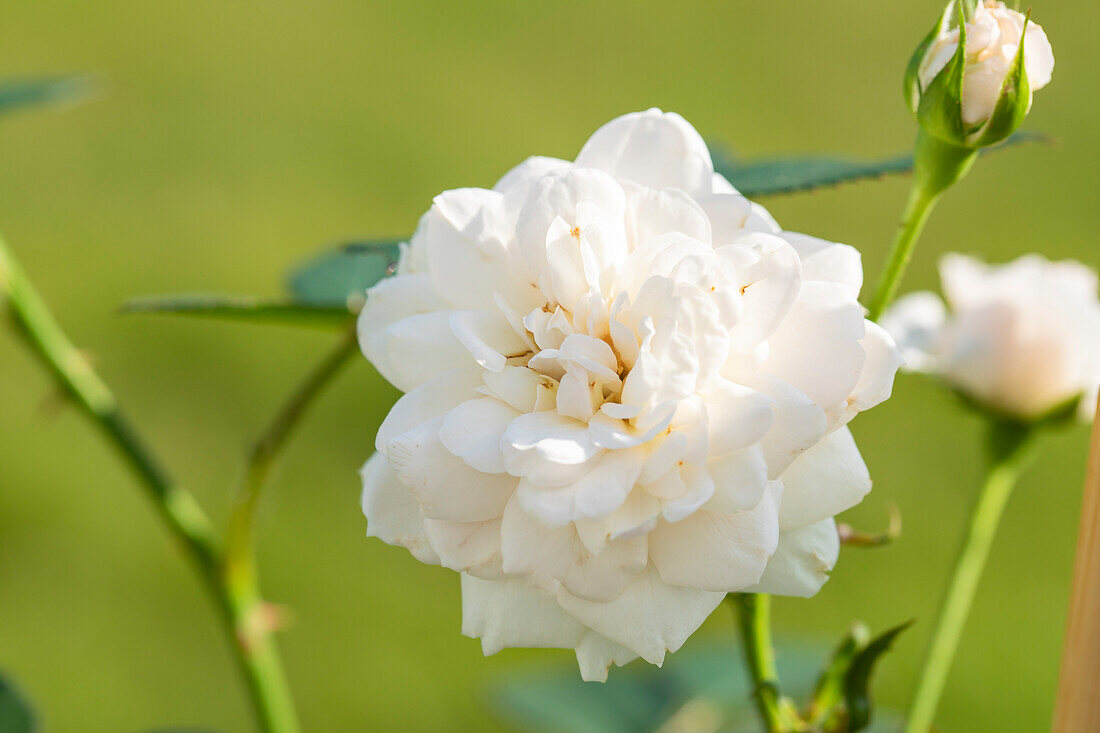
731,594,790,733
0,228,359,733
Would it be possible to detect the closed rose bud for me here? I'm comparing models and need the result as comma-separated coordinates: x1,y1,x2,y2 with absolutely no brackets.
882,254,1100,422
906,0,1053,148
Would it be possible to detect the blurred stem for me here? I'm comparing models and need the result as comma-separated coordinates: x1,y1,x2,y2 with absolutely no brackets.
867,130,977,321
222,328,357,733
0,228,309,733
0,229,220,572
905,420,1036,733
731,594,790,733
224,326,357,574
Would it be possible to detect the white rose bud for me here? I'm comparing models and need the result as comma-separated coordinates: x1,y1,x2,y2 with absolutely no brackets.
882,254,1100,422
358,110,902,680
907,0,1053,147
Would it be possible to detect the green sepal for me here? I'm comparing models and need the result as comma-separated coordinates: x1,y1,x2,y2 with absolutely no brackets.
807,623,871,726
843,621,913,732
905,0,957,115
917,1,969,145
950,386,1086,431
970,11,1033,147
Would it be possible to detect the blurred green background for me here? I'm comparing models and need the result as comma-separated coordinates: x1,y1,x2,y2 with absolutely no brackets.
1,1,1095,731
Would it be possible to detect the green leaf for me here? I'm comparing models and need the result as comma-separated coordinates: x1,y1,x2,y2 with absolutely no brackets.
0,672,36,733
490,638,826,733
120,295,353,328
287,240,402,307
843,621,913,732
709,132,1047,197
715,151,913,197
0,76,93,117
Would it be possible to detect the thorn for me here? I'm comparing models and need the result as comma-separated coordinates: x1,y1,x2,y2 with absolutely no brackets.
838,503,902,548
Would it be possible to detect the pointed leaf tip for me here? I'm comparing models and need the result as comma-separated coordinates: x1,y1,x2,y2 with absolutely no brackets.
844,621,914,732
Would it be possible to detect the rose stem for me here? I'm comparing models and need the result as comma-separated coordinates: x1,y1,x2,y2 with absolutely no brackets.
0,227,325,733
867,129,977,322
905,419,1035,733
730,593,788,732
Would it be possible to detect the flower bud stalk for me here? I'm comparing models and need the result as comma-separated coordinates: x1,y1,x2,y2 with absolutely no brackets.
905,419,1036,733
868,129,977,321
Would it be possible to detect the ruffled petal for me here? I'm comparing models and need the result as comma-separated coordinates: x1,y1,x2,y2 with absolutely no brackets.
387,417,517,522
556,567,725,665
360,453,439,564
461,575,585,655
384,311,474,391
425,188,512,310
777,426,870,531
744,518,840,597
763,281,866,418
439,396,521,474
357,274,450,390
375,367,483,454
423,518,503,579
649,483,780,592
574,108,714,196
780,231,863,299
575,631,638,682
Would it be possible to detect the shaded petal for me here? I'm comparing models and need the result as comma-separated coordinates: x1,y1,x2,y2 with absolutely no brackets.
702,378,774,458
460,575,585,655
358,273,446,389
423,518,503,579
847,321,903,416
385,311,474,390
753,375,829,479
556,567,725,665
360,453,439,564
501,496,647,602
778,426,870,531
780,231,863,299
387,416,517,522
763,281,866,415
574,108,714,196
376,367,483,454
626,185,712,247
426,188,511,310
439,397,521,474
649,483,780,592
707,445,770,513
575,631,638,682
745,518,840,598
451,310,530,373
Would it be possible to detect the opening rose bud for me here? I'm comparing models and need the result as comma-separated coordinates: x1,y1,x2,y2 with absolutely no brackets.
882,254,1100,424
905,0,1053,148
357,109,902,681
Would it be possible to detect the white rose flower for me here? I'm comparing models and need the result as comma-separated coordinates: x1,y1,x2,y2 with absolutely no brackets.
358,109,902,681
918,0,1053,128
882,253,1100,421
